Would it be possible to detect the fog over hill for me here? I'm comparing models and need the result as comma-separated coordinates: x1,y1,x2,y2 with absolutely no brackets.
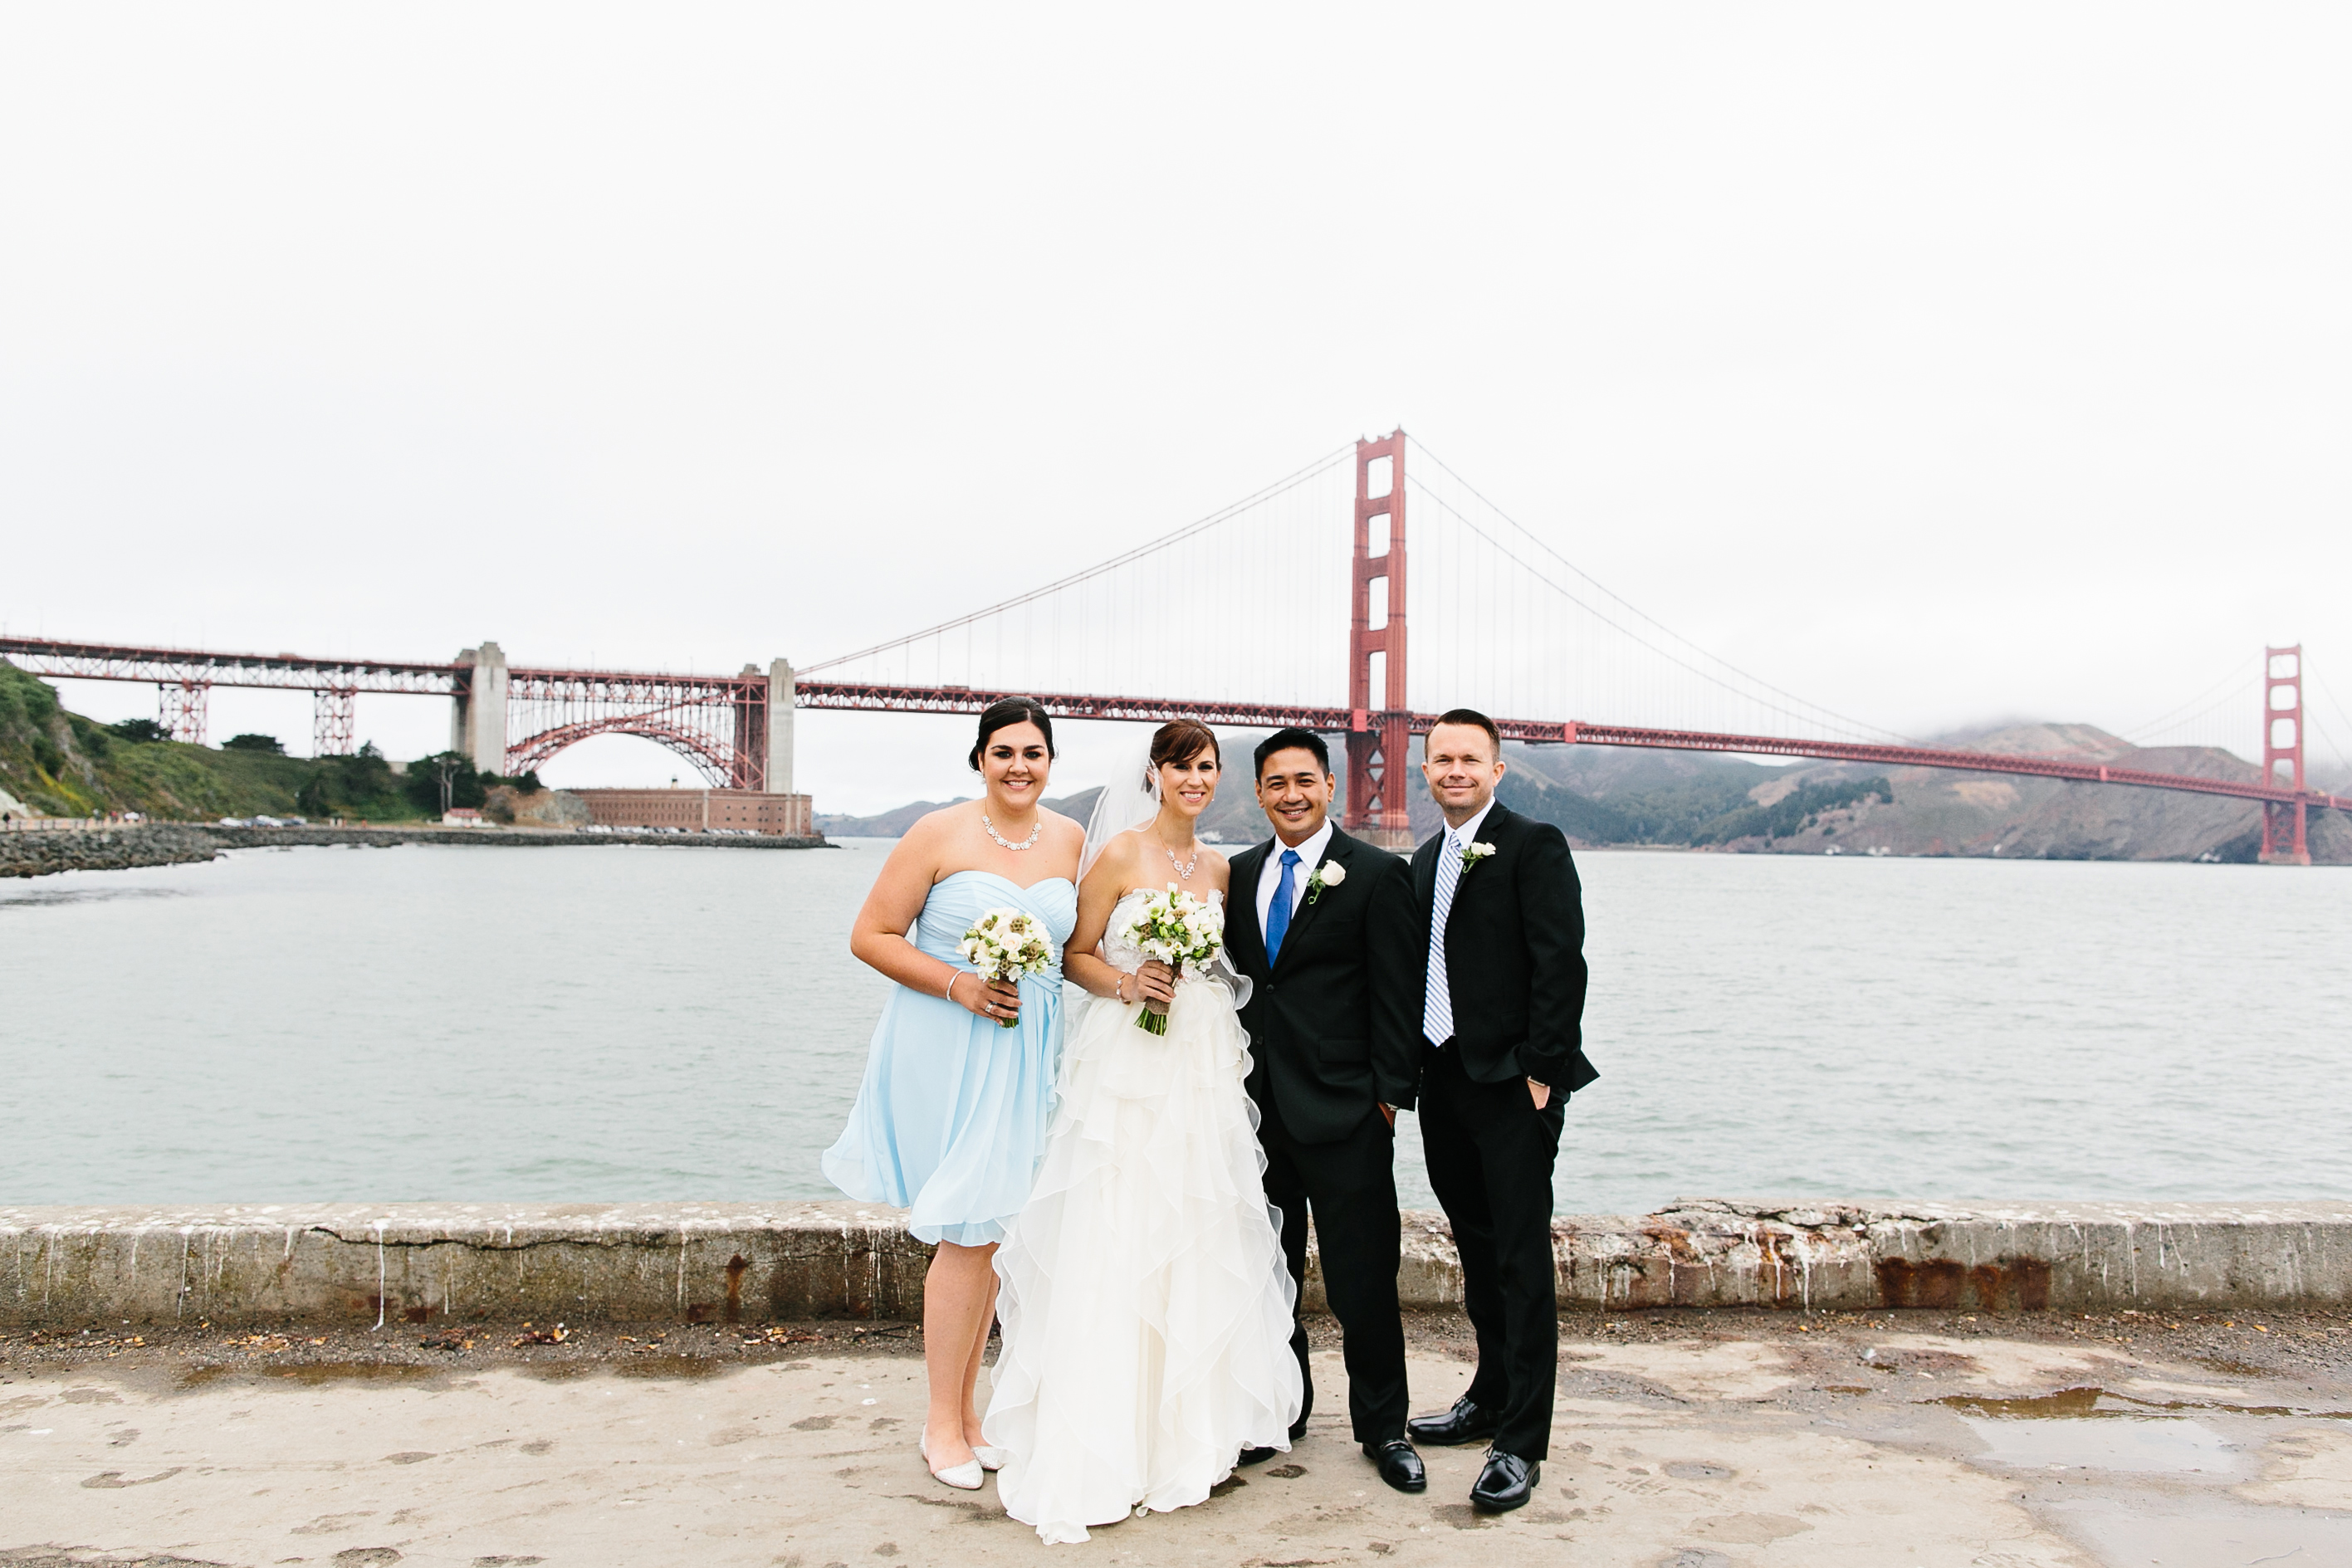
820,724,2350,866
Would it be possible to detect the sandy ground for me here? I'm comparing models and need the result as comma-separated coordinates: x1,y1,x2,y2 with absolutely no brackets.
3,1308,2349,1567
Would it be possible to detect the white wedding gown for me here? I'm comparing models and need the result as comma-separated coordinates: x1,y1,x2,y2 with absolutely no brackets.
985,887,1303,1544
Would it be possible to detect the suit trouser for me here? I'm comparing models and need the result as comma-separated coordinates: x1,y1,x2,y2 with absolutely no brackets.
1419,1040,1565,1462
1257,1095,1410,1443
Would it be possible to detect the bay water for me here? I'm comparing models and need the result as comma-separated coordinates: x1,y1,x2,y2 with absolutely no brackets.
2,838,2346,1214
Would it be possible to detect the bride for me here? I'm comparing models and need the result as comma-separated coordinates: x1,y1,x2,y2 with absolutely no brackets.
985,720,1303,1544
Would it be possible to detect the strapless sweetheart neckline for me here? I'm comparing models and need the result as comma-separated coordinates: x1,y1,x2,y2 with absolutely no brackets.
937,868,1078,896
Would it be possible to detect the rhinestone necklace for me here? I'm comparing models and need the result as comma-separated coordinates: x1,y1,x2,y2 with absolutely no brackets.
1156,832,1200,881
981,811,1042,852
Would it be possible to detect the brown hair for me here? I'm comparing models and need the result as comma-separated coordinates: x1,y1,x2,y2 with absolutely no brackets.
1430,707,1502,756
1146,720,1220,788
968,696,1057,770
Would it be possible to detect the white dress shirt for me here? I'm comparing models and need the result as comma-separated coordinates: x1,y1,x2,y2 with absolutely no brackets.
1254,818,1336,940
1440,799,1499,860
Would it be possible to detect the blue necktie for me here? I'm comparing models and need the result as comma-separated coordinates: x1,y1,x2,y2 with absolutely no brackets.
1265,848,1302,965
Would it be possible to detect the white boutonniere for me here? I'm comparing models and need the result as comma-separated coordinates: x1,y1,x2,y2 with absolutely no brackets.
1304,858,1346,906
1460,841,1497,873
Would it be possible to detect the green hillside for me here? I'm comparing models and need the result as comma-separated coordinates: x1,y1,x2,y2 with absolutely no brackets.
0,658,428,823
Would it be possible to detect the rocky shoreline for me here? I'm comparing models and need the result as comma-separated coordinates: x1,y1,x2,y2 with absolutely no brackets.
0,821,829,877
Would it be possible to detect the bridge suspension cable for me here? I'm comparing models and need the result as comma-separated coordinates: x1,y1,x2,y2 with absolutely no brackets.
804,432,1924,747
2305,662,2352,779
2117,653,2262,755
802,444,1353,682
1403,437,1909,745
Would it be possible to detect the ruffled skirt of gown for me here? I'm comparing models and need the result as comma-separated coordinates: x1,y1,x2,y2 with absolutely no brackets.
985,970,1303,1544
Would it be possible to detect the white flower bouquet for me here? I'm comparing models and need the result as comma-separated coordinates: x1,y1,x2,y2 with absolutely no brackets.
1116,883,1225,1036
959,906,1055,1028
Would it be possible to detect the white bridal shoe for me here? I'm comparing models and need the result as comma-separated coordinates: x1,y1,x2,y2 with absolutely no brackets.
973,1444,1010,1472
921,1433,984,1491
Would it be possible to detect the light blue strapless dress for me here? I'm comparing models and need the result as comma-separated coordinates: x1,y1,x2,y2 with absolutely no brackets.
823,870,1078,1248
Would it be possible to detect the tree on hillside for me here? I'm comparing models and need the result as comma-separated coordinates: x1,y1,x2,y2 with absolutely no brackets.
402,752,543,815
108,717,170,744
295,742,406,818
222,733,285,754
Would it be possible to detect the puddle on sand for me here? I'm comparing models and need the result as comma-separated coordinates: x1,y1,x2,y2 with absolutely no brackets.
604,1355,731,1380
1935,1386,2287,1478
177,1362,455,1390
2051,1500,2352,1568
1935,1385,2351,1422
1958,1413,2242,1475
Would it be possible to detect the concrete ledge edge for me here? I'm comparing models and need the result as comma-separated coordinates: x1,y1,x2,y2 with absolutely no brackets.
7,1198,2349,1327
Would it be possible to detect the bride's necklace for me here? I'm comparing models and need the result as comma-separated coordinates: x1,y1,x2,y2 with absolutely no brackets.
981,811,1041,852
1156,831,1200,882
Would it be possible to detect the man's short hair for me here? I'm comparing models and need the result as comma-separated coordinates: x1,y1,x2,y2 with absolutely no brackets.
1430,707,1503,757
1254,727,1332,779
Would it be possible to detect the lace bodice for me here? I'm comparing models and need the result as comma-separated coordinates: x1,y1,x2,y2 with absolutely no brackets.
1097,887,1159,970
1099,886,1224,969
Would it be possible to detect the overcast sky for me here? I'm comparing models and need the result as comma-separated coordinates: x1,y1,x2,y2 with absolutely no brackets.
4,6,2347,813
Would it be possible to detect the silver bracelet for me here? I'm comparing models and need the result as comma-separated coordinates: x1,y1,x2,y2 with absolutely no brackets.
945,972,962,1005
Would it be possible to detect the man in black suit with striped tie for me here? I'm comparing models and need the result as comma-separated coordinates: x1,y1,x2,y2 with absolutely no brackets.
1405,708,1595,1514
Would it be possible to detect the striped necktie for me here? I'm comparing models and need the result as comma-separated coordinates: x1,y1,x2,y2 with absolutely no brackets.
1422,828,1461,1046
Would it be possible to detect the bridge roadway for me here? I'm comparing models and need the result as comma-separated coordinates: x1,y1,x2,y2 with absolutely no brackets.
795,678,2352,814
6,636,2344,817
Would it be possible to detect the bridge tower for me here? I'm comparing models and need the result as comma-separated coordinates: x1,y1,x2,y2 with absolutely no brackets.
2260,644,2309,866
731,666,769,790
1343,430,1414,849
767,658,796,795
450,642,509,775
159,680,209,745
313,686,357,757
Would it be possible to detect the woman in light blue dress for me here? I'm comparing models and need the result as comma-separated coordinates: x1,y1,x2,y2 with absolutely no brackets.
824,696,1083,1492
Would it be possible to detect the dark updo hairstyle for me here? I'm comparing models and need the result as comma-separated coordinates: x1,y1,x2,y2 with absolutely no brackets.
1145,720,1220,789
968,696,1057,771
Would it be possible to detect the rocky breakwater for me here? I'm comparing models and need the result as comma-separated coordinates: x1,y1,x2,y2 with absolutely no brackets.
0,823,227,878
2,819,829,877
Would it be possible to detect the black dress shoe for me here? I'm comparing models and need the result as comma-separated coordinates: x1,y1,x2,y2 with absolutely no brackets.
1469,1449,1538,1513
1237,1445,1279,1467
1362,1438,1427,1493
1407,1395,1501,1447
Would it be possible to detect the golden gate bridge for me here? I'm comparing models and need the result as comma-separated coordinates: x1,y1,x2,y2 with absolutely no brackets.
6,432,2346,864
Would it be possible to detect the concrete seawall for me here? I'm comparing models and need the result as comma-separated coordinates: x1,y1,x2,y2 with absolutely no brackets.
7,1198,2347,1327
0,821,828,877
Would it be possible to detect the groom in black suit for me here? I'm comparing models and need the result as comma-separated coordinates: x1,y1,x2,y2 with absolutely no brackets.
1405,708,1594,1514
1225,728,1426,1494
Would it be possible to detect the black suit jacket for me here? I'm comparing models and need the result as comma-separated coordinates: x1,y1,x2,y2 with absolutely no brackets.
1228,825,1423,1145
1413,800,1597,1094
